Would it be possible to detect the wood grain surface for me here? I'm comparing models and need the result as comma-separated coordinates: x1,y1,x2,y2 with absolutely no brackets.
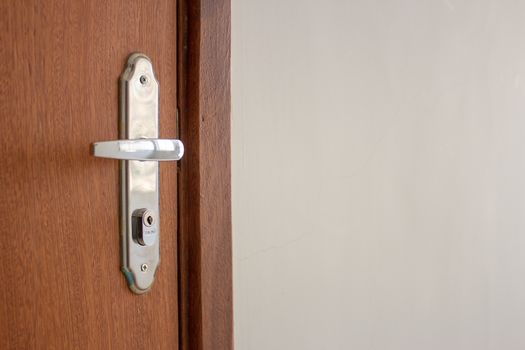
178,0,233,349
0,1,180,348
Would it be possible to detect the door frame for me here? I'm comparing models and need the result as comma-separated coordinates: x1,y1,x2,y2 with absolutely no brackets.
177,1,233,349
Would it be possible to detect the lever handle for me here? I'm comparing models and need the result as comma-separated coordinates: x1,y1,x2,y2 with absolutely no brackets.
92,139,184,161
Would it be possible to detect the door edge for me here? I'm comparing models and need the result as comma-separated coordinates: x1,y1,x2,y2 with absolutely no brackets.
177,0,233,349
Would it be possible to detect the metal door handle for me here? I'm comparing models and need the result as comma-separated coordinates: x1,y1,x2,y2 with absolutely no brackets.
90,53,182,294
92,139,184,161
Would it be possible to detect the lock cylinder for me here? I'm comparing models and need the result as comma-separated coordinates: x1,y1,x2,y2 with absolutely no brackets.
132,208,157,246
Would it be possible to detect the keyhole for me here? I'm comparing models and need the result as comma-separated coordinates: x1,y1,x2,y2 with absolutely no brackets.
145,214,154,226
139,75,148,85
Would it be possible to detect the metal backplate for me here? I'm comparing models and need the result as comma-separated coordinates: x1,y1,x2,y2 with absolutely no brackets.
120,53,160,293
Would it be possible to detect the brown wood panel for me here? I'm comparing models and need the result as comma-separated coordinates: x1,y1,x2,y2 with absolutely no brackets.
0,1,179,348
178,0,233,349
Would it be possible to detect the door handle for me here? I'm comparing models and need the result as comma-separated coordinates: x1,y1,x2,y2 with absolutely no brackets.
92,139,184,161
91,53,183,294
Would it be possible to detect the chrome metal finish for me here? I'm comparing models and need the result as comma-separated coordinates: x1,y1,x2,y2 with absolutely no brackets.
92,139,184,161
91,53,184,294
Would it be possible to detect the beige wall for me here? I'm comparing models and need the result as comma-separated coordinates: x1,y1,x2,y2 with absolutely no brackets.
232,1,525,349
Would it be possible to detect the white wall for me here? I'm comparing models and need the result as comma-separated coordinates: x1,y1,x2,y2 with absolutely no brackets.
232,1,525,349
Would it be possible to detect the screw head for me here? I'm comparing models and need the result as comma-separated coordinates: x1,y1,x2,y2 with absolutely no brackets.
140,263,148,272
139,75,148,85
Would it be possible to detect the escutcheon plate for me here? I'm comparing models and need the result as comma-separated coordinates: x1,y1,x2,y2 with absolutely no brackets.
120,53,160,293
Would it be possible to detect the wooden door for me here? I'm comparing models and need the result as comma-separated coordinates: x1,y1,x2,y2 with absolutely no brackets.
0,1,180,348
